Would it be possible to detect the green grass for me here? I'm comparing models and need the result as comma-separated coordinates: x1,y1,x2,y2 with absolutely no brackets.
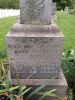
0,12,75,53
0,17,17,53
55,11,75,51
0,0,19,9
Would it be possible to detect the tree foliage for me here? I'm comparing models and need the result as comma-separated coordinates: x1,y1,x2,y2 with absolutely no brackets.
53,0,74,10
0,0,19,9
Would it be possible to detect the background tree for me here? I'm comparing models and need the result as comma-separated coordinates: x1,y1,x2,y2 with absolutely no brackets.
0,0,19,9
53,0,74,10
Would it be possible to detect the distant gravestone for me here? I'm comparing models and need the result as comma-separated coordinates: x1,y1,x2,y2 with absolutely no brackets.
6,0,67,99
64,6,69,13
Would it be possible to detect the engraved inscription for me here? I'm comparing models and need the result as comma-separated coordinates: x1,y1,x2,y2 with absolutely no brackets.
12,37,53,44
10,65,59,79
7,34,64,79
7,37,54,55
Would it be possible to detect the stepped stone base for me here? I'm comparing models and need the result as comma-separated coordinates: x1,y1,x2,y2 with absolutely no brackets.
7,22,67,99
8,70,68,100
6,22,64,79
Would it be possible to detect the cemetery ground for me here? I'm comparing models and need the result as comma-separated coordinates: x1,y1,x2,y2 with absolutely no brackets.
0,11,75,99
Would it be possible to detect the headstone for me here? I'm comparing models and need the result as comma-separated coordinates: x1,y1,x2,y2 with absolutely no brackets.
64,6,69,13
61,9,63,12
20,0,56,24
6,0,67,99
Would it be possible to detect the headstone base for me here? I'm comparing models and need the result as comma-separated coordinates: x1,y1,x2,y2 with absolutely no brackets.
8,70,68,99
6,22,64,79
7,23,67,99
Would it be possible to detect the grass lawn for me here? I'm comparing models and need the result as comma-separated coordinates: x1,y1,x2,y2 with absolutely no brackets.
0,17,17,54
0,12,75,55
56,11,75,51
